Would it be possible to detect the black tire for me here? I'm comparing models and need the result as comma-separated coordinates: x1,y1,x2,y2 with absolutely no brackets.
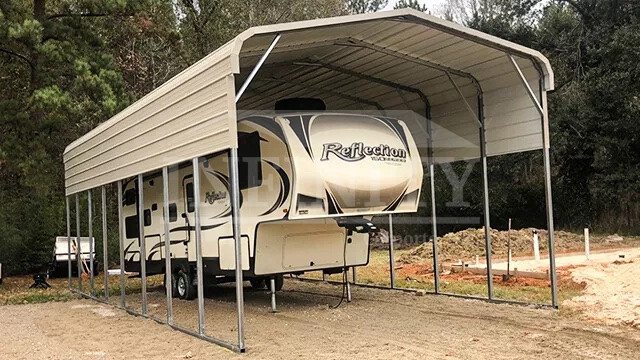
249,278,266,290
164,272,179,298
274,275,284,291
177,270,196,300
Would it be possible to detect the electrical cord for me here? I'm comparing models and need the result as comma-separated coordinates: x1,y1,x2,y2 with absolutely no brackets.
330,232,349,309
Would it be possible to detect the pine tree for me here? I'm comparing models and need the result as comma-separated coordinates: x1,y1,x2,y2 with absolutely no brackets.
0,0,146,273
394,0,429,12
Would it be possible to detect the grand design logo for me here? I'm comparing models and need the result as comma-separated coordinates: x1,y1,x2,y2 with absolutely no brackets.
320,142,407,162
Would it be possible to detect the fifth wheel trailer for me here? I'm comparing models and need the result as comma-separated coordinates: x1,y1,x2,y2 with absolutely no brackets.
121,102,423,299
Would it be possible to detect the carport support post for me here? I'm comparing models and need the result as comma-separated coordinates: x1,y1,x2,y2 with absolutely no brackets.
137,174,148,315
66,196,71,289
232,34,281,351
478,95,494,299
508,54,558,307
541,89,559,308
445,72,493,298
88,190,95,296
388,214,395,288
102,186,108,301
229,148,246,349
426,113,440,293
192,158,206,335
162,167,174,325
118,181,126,309
75,194,82,291
118,180,127,309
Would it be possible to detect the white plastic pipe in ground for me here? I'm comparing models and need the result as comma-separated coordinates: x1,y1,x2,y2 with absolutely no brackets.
584,228,590,259
533,230,540,261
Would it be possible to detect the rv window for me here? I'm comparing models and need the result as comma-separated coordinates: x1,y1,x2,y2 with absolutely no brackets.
144,209,151,226
123,188,137,206
125,215,139,239
238,131,262,190
186,182,195,213
168,203,177,222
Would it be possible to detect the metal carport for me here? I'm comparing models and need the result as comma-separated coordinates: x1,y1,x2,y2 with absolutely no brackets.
63,8,557,353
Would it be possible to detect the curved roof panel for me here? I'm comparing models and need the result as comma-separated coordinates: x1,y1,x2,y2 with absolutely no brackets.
64,9,552,195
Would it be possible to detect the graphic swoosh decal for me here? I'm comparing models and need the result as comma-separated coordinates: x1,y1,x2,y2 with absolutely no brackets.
288,115,313,158
259,159,291,216
377,116,410,155
326,190,343,214
169,222,228,233
242,116,286,142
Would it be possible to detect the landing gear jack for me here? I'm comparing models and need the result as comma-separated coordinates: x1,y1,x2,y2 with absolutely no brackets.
269,275,284,313
270,277,278,313
346,268,352,303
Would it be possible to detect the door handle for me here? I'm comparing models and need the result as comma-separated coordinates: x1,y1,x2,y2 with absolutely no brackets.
182,213,191,243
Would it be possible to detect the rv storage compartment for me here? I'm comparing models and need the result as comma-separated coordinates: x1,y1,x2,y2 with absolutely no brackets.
253,219,369,275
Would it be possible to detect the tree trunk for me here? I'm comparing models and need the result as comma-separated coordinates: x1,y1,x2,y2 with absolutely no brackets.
34,0,46,21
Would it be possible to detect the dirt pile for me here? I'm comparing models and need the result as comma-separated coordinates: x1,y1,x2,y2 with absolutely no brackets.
398,228,637,264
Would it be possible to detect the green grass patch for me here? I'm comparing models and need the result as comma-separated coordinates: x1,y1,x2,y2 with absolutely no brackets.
3,292,78,305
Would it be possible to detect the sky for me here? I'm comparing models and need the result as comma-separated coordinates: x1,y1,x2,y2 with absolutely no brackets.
384,0,552,16
383,0,447,14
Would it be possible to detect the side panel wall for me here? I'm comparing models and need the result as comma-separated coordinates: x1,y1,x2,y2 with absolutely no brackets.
64,41,239,195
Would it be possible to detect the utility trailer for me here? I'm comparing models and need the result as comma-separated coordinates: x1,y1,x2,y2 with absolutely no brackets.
121,101,423,299
49,236,98,277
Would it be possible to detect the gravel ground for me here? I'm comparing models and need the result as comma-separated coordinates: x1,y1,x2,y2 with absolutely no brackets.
564,250,640,329
1,279,639,359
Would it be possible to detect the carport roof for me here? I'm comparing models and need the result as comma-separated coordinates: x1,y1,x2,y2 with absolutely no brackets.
235,9,553,90
63,9,553,195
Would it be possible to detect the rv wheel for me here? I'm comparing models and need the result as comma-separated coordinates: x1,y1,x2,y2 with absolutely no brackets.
164,272,179,298
249,278,266,290
177,270,196,300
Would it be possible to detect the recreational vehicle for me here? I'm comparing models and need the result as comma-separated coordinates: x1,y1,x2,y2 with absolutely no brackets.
122,99,423,299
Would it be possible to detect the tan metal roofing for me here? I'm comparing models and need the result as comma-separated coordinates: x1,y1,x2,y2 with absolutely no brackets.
64,9,553,195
